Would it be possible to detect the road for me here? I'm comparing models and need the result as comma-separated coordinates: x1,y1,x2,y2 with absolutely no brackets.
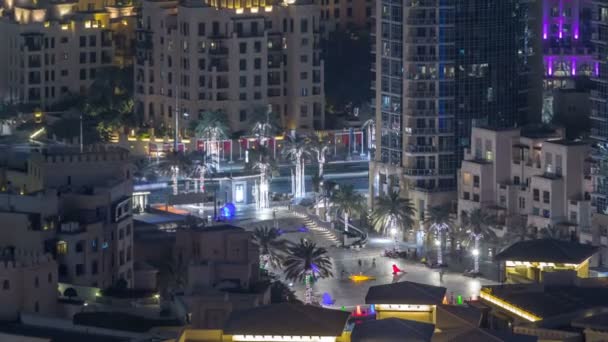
142,160,370,205
226,207,497,307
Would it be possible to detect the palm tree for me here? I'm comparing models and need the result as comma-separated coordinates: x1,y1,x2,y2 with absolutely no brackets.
504,214,535,245
157,152,194,195
538,224,565,239
424,205,452,265
249,105,281,144
464,208,497,274
331,184,365,244
311,173,322,217
283,239,333,304
252,226,289,271
193,110,230,141
370,191,416,242
308,134,331,180
191,150,216,194
282,135,311,198
361,118,375,159
246,146,276,209
193,111,230,168
322,180,337,222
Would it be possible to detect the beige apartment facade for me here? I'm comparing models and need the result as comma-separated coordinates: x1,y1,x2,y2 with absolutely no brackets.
457,126,593,238
135,0,325,133
0,0,135,107
0,146,134,289
0,250,58,321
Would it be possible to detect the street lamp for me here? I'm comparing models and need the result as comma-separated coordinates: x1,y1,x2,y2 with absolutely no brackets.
434,239,441,247
472,248,480,256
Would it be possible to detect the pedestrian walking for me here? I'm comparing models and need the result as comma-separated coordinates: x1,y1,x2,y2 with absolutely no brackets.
372,258,376,267
439,269,445,282
358,259,362,268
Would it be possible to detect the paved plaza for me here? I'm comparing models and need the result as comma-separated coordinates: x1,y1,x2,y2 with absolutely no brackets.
230,207,498,308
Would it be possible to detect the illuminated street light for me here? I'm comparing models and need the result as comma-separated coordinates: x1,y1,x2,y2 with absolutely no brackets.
472,248,480,256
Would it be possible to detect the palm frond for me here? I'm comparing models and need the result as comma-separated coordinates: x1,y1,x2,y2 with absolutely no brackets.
330,184,365,218
283,239,333,282
253,226,289,269
370,191,416,235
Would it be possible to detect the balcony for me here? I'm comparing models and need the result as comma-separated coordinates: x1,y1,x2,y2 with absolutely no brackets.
404,127,453,135
403,168,435,176
209,46,229,55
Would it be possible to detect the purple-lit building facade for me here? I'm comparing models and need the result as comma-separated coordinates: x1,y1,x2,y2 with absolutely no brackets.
542,0,596,122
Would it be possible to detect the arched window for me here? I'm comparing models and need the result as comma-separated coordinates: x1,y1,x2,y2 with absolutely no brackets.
3,280,9,290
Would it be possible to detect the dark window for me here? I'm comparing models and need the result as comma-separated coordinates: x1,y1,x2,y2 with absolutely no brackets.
2,280,8,290
473,175,480,188
76,264,85,276
300,19,308,33
533,189,540,201
254,75,261,86
543,191,550,204
254,58,261,69
240,110,247,122
239,59,246,71
239,42,247,53
198,23,205,36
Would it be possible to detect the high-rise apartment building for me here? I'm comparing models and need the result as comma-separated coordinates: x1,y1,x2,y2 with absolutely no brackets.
0,0,136,107
369,0,540,217
590,0,608,214
135,0,325,134
317,0,373,31
542,0,595,123
591,1,608,142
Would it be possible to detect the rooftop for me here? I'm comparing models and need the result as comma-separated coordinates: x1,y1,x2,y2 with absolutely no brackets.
545,139,589,147
365,281,446,305
495,239,598,264
351,318,435,342
223,303,350,337
0,323,128,342
482,285,608,319
571,311,608,331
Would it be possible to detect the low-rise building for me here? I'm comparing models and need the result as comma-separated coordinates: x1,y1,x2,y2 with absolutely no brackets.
364,281,446,324
0,250,57,321
458,125,592,238
494,239,598,283
478,278,608,341
0,146,134,289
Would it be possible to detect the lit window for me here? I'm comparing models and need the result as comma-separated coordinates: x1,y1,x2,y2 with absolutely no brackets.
57,241,68,255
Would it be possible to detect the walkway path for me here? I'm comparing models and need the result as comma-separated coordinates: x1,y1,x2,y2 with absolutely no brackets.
231,207,498,306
